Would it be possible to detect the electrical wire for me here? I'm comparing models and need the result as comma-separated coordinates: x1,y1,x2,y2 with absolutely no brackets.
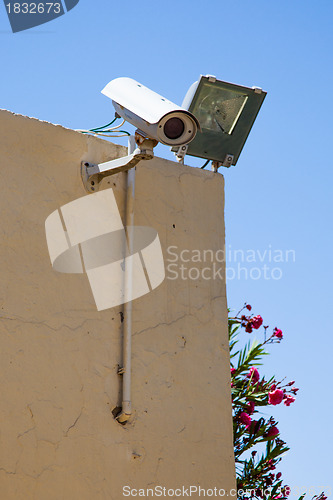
75,129,130,137
89,117,118,131
101,119,126,131
75,129,97,133
75,117,130,136
200,159,210,169
92,131,131,138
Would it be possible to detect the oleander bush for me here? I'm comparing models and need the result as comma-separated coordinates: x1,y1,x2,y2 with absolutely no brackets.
229,304,326,500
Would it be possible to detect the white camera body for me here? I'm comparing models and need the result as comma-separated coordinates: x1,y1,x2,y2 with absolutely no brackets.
101,77,199,147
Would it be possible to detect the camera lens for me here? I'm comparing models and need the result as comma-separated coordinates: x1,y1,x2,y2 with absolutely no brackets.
164,117,185,140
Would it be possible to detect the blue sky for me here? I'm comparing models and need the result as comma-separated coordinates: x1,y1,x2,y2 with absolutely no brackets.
1,0,332,496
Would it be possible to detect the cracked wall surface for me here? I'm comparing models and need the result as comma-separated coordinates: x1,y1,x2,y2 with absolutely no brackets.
0,109,236,499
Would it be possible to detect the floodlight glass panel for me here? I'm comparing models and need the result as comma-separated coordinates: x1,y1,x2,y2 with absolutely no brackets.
182,76,266,165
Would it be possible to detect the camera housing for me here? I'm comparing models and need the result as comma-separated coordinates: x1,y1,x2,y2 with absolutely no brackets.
101,77,199,147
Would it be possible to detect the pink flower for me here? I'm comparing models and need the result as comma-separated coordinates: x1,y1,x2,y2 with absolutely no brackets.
291,387,299,394
268,459,276,470
247,400,255,415
268,389,284,405
270,383,276,392
252,315,263,329
245,322,253,333
273,327,283,339
231,367,236,375
284,395,295,406
239,412,252,428
247,367,260,384
246,304,252,311
267,426,279,438
276,472,282,480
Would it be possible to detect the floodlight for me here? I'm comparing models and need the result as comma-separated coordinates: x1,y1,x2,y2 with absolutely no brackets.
174,75,266,167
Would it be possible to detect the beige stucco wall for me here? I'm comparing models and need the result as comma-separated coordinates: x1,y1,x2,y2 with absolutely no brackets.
0,109,236,499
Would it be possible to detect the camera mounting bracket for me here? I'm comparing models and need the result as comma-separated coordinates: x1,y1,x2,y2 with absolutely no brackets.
81,136,156,193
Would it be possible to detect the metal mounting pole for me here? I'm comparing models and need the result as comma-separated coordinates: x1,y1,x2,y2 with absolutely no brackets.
116,136,136,423
80,132,156,422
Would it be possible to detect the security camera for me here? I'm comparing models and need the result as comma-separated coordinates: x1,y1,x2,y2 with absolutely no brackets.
101,77,200,147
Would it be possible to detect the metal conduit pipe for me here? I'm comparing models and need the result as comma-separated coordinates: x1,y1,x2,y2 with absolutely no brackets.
116,136,136,423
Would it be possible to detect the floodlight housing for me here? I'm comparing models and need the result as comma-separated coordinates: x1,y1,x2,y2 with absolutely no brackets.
174,75,266,166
